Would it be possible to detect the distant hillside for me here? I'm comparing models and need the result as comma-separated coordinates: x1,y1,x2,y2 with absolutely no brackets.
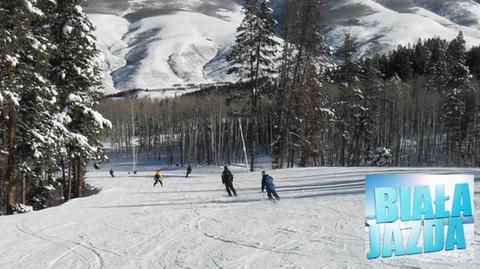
87,0,480,94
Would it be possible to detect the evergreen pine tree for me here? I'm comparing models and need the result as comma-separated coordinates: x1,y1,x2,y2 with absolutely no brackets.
334,33,363,166
395,47,413,81
0,0,61,214
443,32,475,165
272,0,330,168
272,0,294,168
49,0,111,198
359,57,384,155
333,34,385,165
466,46,480,79
226,0,278,171
412,40,429,76
425,38,449,93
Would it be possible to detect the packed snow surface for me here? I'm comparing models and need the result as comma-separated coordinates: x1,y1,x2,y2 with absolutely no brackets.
1,159,479,268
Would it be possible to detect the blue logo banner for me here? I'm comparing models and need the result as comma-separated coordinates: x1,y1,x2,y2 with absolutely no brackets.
365,174,474,260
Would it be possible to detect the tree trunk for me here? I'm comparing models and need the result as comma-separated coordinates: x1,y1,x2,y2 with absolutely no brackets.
250,93,257,172
66,163,72,201
5,102,17,215
75,158,84,198
61,158,66,201
339,137,345,167
21,174,26,205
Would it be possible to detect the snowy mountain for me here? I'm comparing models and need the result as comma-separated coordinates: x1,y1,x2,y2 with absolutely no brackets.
87,0,480,94
87,1,242,94
323,0,480,56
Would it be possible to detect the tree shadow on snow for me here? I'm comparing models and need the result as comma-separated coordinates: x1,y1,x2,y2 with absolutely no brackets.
84,183,101,197
276,182,365,194
276,169,480,184
132,189,223,195
276,179,365,189
86,176,118,179
90,188,365,210
131,180,365,195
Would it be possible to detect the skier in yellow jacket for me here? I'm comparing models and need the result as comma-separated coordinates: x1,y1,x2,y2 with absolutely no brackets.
154,170,164,187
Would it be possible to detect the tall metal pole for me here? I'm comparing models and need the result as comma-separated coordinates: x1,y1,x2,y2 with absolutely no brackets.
131,103,136,173
238,118,249,169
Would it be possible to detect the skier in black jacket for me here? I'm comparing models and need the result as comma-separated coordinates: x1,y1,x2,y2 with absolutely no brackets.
186,165,192,178
221,166,237,197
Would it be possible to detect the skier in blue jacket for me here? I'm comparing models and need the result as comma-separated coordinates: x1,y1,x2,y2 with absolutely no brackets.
261,171,280,200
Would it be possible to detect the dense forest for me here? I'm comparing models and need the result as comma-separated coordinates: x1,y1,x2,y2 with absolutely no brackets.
100,0,480,171
0,0,110,214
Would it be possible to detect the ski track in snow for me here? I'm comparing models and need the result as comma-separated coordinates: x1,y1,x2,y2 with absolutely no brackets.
0,164,479,268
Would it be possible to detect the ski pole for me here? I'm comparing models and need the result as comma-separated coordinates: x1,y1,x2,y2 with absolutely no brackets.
234,183,243,192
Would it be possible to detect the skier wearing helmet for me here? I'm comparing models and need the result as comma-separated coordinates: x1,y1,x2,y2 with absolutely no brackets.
261,171,280,200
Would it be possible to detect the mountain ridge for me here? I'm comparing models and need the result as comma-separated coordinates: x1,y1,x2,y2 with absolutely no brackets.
87,0,480,94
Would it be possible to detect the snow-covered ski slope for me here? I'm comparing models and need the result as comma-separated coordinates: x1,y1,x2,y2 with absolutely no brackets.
1,161,479,268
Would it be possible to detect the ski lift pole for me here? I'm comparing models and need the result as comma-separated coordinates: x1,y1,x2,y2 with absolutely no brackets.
238,117,249,169
131,102,136,174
